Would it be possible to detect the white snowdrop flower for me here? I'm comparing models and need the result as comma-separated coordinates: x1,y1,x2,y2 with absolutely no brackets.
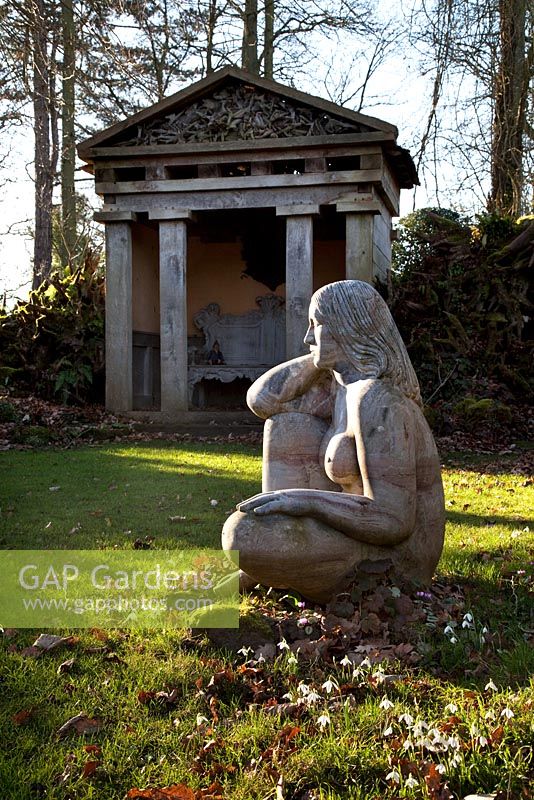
287,654,298,666
317,713,330,730
305,690,321,705
447,735,461,750
449,636,458,644
484,709,496,721
482,626,489,635
277,639,290,651
412,720,429,737
196,714,209,726
322,677,337,694
383,726,393,737
405,774,418,789
403,738,414,750
237,646,252,657
340,654,352,667
463,612,474,623
450,752,462,767
380,697,394,710
462,613,474,629
373,671,386,685
470,723,479,736
501,707,514,719
386,770,401,785
436,764,447,775
210,499,218,507
478,735,488,747
443,625,455,636
297,683,310,696
445,703,458,714
282,691,294,701
485,679,498,691
390,586,401,598
398,712,414,727
360,657,372,669
257,653,265,663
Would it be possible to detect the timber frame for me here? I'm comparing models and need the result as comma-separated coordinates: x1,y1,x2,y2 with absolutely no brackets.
79,67,418,417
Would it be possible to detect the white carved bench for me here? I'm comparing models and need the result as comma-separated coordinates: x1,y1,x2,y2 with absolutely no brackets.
188,294,286,404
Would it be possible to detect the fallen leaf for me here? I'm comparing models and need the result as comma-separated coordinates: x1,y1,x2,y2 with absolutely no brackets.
82,760,101,779
57,713,103,738
126,784,195,799
57,657,75,674
83,744,102,754
33,633,77,652
12,709,34,726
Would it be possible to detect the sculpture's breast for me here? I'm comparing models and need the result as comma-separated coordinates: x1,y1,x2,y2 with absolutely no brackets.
324,432,360,489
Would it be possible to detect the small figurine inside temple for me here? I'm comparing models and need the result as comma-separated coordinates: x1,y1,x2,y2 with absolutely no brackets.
222,280,445,603
207,340,225,365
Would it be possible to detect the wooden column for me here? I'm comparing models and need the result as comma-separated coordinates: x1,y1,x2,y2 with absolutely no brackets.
149,209,193,415
94,210,136,413
345,213,374,283
277,205,318,360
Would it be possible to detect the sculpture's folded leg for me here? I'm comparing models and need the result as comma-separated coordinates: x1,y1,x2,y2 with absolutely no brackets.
222,510,387,604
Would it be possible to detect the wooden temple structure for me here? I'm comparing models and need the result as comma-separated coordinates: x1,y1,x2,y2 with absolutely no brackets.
78,67,418,416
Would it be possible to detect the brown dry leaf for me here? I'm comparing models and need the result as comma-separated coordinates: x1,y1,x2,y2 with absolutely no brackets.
126,784,196,799
57,657,75,675
12,709,34,726
138,691,157,705
90,627,109,641
57,713,104,738
360,613,382,635
83,744,102,754
19,646,43,658
33,633,77,652
82,760,101,779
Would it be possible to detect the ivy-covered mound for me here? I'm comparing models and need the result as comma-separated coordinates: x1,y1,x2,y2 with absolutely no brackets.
0,265,105,405
390,210,533,437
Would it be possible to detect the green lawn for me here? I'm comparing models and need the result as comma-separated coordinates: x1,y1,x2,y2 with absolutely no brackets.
0,442,532,800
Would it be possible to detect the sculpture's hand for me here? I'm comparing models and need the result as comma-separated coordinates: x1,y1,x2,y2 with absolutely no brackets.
237,490,308,516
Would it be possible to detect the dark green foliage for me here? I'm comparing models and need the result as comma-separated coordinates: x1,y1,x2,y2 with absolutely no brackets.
0,264,105,405
391,210,533,414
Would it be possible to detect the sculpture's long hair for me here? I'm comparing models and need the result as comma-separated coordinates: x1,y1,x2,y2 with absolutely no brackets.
311,280,422,407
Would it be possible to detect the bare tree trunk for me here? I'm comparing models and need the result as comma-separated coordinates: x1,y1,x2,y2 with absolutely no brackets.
60,0,76,271
32,0,53,290
206,0,217,73
264,0,274,78
490,0,528,215
242,0,259,74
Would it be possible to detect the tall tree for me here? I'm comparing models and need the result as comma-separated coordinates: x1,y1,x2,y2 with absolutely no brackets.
411,0,533,215
60,0,76,271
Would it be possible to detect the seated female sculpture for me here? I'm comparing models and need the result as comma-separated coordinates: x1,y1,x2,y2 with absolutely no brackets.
222,280,445,603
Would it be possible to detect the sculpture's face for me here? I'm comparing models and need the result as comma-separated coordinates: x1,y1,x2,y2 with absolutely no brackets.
304,311,341,369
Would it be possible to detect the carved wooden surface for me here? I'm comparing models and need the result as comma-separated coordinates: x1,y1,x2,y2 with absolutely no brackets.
118,85,364,147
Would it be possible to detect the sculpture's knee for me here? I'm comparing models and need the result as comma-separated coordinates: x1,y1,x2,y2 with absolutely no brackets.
222,510,254,554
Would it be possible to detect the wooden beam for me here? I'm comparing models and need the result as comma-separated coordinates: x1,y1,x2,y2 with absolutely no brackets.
81,131,396,161
89,143,385,170
95,168,383,196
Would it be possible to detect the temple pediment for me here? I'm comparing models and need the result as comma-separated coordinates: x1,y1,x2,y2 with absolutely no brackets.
79,67,397,156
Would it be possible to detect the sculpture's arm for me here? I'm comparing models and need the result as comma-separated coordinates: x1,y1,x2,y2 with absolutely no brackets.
247,354,333,420
238,380,417,546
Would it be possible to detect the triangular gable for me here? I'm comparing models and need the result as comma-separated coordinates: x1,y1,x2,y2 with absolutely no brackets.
78,67,397,155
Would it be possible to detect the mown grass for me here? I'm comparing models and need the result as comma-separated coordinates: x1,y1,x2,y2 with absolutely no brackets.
0,441,533,800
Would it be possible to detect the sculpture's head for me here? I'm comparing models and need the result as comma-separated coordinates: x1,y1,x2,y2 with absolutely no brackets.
309,280,421,405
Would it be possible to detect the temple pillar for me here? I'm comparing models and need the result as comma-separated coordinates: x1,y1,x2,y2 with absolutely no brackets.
344,213,374,283
149,209,194,414
277,205,318,359
94,210,136,413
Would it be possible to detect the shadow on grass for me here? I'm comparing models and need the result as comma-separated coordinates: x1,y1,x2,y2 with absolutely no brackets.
446,509,533,528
